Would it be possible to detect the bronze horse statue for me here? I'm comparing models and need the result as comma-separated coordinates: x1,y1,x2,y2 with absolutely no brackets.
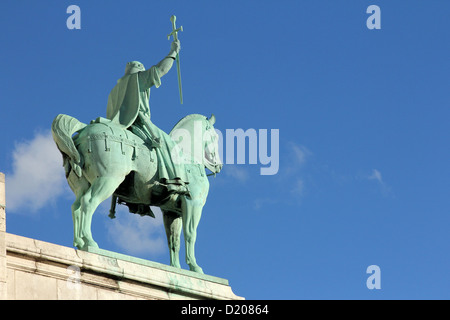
52,113,222,273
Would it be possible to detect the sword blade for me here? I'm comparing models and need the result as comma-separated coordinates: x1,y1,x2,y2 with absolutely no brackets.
176,53,183,104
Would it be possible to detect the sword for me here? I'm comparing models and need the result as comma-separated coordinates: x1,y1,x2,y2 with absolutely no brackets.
167,15,183,104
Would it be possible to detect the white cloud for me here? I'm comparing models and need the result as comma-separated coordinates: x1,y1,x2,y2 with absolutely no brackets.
291,143,311,167
291,179,305,197
253,197,279,210
368,169,383,184
105,205,166,257
253,143,311,209
367,169,393,197
224,165,249,182
6,131,68,213
283,143,311,197
282,143,312,177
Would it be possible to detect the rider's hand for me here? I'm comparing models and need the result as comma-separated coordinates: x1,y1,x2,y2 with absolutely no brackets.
170,40,181,55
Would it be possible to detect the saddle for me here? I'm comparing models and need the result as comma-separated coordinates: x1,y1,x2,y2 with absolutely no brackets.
90,117,190,218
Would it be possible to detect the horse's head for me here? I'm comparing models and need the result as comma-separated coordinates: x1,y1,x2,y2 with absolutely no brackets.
204,114,223,175
170,114,223,175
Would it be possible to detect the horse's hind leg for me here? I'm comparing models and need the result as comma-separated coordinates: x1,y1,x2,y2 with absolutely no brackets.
72,195,84,249
68,174,90,249
79,176,124,249
163,210,182,269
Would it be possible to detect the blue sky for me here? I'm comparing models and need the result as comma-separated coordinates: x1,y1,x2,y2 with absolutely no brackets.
1,1,449,299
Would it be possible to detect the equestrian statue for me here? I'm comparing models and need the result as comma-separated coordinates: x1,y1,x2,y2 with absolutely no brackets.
51,16,222,274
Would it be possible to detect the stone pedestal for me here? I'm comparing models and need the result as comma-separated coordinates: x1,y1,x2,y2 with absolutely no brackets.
4,234,243,300
0,172,243,300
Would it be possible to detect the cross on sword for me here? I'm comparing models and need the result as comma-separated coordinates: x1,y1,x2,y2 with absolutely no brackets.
167,15,183,104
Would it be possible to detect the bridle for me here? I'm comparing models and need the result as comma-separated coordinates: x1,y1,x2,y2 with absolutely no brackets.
203,128,222,177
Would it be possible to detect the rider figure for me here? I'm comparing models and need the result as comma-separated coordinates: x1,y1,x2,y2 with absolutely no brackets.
106,40,188,195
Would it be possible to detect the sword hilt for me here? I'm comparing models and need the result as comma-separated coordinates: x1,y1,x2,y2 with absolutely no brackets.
167,15,183,41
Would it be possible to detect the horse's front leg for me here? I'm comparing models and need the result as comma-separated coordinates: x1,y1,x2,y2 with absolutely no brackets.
163,211,182,269
181,200,204,274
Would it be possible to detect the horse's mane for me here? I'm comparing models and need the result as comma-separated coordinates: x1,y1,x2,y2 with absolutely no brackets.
169,114,207,135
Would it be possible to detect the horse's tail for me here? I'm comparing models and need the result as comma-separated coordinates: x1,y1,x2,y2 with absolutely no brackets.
51,114,87,177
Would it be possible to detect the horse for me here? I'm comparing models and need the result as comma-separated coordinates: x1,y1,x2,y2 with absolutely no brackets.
51,113,222,273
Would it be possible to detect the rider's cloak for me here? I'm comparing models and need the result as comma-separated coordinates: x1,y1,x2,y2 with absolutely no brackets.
105,64,187,183
106,66,161,128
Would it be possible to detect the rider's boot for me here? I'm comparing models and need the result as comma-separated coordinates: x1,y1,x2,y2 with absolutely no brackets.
163,178,190,196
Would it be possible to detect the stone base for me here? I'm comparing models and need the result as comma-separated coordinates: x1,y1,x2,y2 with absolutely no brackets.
3,233,243,300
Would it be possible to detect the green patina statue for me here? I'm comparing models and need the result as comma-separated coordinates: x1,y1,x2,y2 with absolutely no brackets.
51,16,222,273
106,42,189,195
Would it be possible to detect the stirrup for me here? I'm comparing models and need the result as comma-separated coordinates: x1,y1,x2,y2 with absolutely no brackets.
156,179,190,196
165,178,188,186
167,183,189,195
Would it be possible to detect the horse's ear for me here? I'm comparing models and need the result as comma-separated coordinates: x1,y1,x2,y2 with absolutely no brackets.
208,114,216,125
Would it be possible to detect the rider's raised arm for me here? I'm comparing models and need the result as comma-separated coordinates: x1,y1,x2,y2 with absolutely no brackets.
156,40,179,77
138,66,161,90
138,40,180,90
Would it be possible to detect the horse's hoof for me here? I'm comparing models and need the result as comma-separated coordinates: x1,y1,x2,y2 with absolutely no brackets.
73,238,85,249
82,237,99,249
189,265,204,274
